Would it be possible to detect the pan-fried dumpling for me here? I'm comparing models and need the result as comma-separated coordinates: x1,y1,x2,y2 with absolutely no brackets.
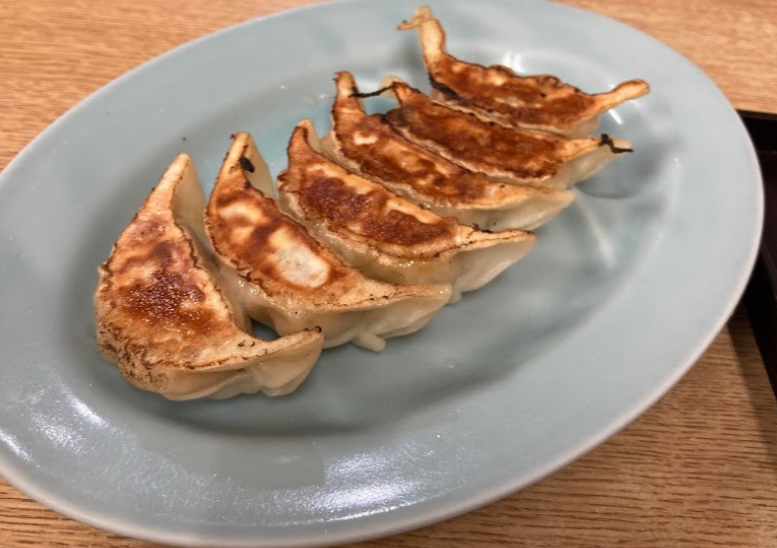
276,119,537,301
204,132,451,352
320,71,574,231
398,5,650,137
94,153,324,400
381,78,632,189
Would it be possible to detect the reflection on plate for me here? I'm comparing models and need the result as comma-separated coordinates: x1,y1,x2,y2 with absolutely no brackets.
0,0,762,546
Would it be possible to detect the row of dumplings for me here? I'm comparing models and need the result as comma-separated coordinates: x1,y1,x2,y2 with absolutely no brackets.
94,6,649,400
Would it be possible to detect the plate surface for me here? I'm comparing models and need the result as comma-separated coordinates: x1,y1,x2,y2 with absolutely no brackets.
0,0,762,546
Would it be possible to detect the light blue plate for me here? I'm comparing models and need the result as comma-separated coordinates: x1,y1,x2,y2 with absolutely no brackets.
0,0,762,546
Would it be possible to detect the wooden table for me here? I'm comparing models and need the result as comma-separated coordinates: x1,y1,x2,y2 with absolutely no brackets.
2,0,776,546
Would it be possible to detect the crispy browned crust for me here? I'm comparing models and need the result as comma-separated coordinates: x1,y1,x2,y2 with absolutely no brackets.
329,72,491,203
278,121,463,257
94,154,323,398
205,132,451,311
399,6,650,136
277,120,537,296
382,79,629,186
206,134,347,300
327,71,570,210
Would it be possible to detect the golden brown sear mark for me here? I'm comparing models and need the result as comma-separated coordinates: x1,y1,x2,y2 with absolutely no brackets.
207,177,342,289
294,176,457,247
340,117,488,201
429,65,598,127
280,123,459,248
107,222,217,335
122,270,209,325
384,82,561,180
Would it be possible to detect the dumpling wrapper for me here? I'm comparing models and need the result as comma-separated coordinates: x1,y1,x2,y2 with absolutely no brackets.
277,119,537,301
381,78,632,190
399,5,650,137
94,153,324,400
321,71,574,231
205,132,451,352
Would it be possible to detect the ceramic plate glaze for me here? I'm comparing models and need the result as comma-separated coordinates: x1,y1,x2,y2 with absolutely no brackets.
0,0,762,546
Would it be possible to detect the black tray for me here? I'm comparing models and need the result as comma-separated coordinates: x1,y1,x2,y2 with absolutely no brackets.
740,111,777,397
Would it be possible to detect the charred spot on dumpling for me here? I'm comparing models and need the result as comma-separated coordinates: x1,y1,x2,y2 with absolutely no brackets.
239,156,256,173
599,134,633,154
352,85,393,99
428,75,460,100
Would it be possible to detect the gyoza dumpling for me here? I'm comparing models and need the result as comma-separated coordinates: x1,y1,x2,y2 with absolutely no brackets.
399,5,650,137
276,119,537,301
94,153,324,400
320,71,574,231
204,132,451,352
381,78,632,189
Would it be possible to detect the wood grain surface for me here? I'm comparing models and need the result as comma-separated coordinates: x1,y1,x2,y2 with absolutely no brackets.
2,0,776,546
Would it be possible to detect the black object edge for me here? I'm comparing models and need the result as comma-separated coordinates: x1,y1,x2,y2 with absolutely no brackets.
740,110,777,398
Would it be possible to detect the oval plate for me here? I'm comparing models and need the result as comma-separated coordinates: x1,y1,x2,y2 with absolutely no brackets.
0,0,762,546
